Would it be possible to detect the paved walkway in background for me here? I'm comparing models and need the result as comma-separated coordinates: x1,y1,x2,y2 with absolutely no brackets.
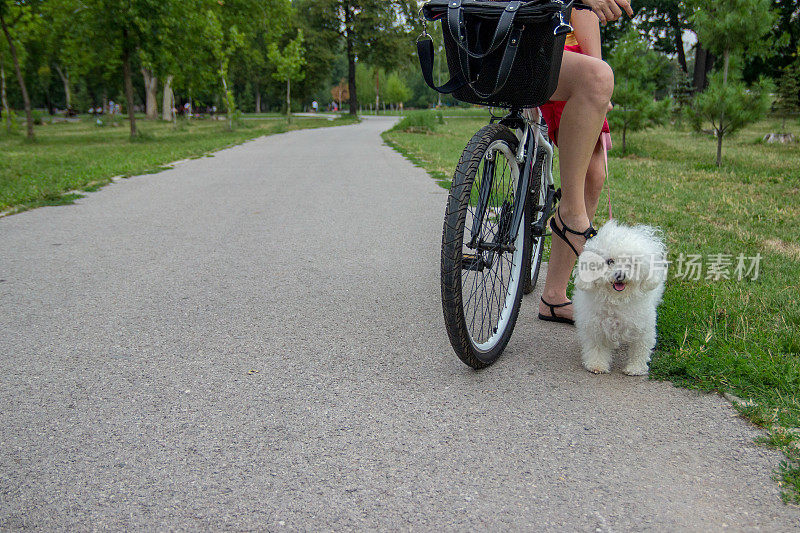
1,117,798,530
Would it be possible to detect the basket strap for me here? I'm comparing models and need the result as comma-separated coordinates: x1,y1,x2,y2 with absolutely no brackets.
416,37,467,94
448,1,523,60
470,25,523,99
447,0,473,85
416,23,520,100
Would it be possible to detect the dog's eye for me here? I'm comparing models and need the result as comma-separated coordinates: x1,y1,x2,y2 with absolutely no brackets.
606,258,615,266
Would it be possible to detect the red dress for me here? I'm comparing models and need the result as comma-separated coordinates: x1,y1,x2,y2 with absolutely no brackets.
539,43,611,146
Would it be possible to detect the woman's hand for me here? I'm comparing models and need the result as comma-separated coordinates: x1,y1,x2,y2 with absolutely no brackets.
581,0,633,25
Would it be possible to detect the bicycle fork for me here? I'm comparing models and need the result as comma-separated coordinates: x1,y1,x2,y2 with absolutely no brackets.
464,124,537,271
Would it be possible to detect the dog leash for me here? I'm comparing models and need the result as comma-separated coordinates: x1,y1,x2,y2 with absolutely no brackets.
601,132,613,220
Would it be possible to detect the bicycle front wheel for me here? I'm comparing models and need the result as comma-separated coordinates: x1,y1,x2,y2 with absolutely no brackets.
441,124,529,369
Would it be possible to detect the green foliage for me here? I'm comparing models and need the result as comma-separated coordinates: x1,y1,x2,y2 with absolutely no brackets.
384,72,411,106
685,0,779,165
686,0,777,60
268,28,305,118
607,29,672,152
687,73,775,165
268,30,306,86
355,63,379,106
775,57,800,131
632,0,691,72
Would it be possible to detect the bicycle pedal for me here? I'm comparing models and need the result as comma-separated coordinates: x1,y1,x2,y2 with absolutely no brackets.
461,253,485,271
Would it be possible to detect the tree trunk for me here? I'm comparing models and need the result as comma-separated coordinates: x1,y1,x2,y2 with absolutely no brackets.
121,27,137,138
344,2,358,116
0,13,34,139
54,64,72,109
286,78,292,123
255,85,261,114
669,10,687,73
1,59,11,133
375,70,380,115
716,49,730,167
220,65,234,130
141,67,158,119
622,124,627,154
692,45,715,92
162,75,174,121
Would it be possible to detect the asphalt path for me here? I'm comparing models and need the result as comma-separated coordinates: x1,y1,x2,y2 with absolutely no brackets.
1,116,798,530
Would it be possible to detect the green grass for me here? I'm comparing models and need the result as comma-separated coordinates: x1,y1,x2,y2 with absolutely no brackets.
384,116,800,503
0,115,359,214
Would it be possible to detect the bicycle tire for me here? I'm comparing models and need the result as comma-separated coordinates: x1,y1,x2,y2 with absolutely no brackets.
441,124,529,369
523,147,548,295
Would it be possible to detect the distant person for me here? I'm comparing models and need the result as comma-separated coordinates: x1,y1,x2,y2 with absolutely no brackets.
312,100,318,113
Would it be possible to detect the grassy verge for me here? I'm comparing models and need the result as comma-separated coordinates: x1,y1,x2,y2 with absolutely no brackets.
383,115,800,503
0,115,359,214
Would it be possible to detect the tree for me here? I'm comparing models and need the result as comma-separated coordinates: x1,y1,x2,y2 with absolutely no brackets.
383,72,411,109
635,0,691,73
307,0,416,116
774,57,800,133
330,78,348,111
744,0,800,82
1,47,11,132
293,0,339,108
686,0,778,165
268,29,305,121
688,73,773,162
0,0,40,139
67,0,174,138
607,29,672,153
203,8,244,129
355,62,376,111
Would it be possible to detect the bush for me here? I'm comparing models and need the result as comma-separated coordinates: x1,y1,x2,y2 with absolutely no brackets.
391,110,443,134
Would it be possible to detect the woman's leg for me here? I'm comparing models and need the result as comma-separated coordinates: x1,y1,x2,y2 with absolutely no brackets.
538,51,613,320
584,139,607,221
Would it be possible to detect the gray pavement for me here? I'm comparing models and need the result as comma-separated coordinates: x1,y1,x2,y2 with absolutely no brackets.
1,116,798,531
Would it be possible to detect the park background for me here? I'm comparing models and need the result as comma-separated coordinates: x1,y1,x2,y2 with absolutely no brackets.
1,0,800,502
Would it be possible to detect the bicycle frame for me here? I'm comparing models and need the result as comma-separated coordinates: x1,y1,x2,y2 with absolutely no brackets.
468,108,557,251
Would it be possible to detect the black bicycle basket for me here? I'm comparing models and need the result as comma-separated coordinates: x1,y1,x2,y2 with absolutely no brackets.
417,0,577,108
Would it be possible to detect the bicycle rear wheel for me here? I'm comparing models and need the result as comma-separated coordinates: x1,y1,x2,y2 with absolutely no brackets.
441,124,529,369
523,147,549,295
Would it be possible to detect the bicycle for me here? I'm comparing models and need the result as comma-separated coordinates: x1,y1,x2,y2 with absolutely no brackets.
440,107,561,369
417,0,583,368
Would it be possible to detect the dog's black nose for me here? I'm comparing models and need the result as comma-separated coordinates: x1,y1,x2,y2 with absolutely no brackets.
613,271,626,282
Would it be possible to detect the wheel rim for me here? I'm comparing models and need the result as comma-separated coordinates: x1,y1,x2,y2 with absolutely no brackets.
461,140,523,353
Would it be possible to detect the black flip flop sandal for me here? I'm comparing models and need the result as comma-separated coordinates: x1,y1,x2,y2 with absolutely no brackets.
538,209,597,326
549,208,598,258
538,297,575,325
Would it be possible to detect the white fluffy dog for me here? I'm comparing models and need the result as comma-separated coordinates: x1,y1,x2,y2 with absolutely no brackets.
572,220,668,375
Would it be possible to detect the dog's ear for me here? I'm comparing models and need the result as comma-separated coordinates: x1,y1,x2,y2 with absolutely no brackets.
575,251,604,291
574,271,593,291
